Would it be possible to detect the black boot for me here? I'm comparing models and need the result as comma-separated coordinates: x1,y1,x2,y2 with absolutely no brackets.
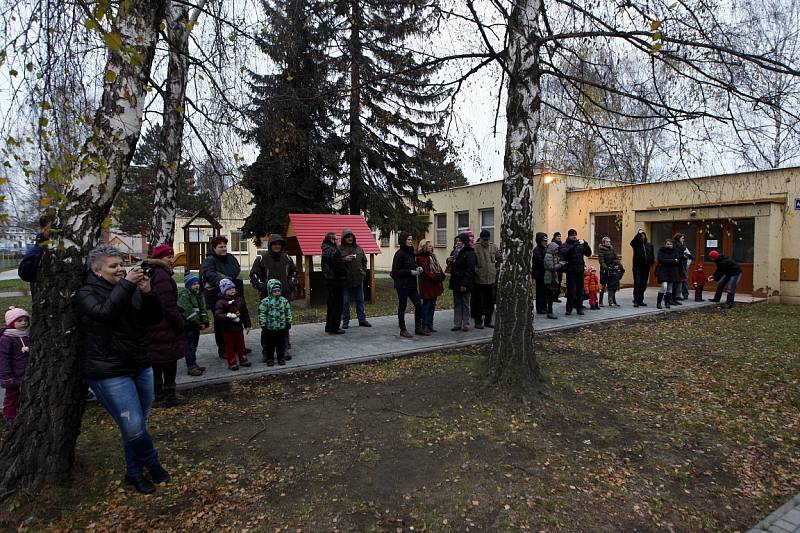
670,293,682,305
161,385,185,408
599,291,605,307
149,465,171,484
664,293,671,308
657,293,663,309
124,475,156,494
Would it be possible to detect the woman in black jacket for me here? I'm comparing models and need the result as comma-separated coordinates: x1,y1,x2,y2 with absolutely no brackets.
391,232,424,338
449,233,477,331
655,239,681,309
596,236,618,307
74,245,169,495
321,232,347,334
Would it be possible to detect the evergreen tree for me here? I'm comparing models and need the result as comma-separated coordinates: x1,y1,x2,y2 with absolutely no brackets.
241,0,341,242
114,125,212,236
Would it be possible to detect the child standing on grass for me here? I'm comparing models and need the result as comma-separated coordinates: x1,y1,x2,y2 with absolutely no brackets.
214,279,251,371
583,266,600,310
178,274,209,376
691,263,706,302
259,279,293,366
0,307,30,423
605,260,625,307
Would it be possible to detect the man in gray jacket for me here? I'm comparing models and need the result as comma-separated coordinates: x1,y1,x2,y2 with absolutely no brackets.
472,230,501,328
339,229,372,328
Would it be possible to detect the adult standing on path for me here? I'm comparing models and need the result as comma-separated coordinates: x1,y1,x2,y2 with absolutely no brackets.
321,232,347,334
416,239,445,334
472,230,501,328
655,239,681,309
201,235,250,358
449,232,477,331
74,245,170,495
338,229,372,329
250,234,297,300
551,232,564,302
596,236,618,307
145,244,187,408
707,250,742,308
672,233,692,303
542,240,565,319
630,229,655,307
391,232,424,338
531,232,549,315
560,229,592,316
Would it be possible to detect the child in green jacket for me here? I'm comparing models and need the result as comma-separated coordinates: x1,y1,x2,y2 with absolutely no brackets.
259,279,292,366
178,274,209,376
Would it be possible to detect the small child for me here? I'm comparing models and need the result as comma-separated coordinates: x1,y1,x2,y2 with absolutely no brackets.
584,266,600,310
691,263,706,302
0,307,31,423
605,260,625,307
178,274,209,376
258,279,293,366
214,279,251,371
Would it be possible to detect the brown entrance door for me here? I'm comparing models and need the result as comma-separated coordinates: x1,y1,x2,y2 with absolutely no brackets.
697,219,753,293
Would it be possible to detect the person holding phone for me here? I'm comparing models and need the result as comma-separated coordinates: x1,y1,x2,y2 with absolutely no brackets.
338,229,371,328
630,228,655,307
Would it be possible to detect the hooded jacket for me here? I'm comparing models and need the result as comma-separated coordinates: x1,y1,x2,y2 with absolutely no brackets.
691,265,707,286
258,279,292,330
543,241,565,286
214,291,251,331
145,258,188,364
250,234,297,299
531,232,548,281
178,285,209,329
630,233,655,269
605,264,625,291
75,274,163,380
656,245,681,283
449,233,477,291
560,237,592,273
321,236,347,284
338,228,368,288
391,232,420,290
584,269,600,295
474,239,501,285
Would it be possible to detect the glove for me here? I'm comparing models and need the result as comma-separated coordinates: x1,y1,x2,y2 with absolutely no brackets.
226,312,237,319
411,269,420,277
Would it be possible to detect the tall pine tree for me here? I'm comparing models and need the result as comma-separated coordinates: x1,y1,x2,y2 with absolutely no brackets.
241,0,341,241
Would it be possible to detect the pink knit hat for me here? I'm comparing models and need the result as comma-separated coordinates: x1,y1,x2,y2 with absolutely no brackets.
5,307,30,328
150,243,175,259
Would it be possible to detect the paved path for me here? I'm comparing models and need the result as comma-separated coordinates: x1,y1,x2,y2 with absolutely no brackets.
749,495,800,533
0,269,19,281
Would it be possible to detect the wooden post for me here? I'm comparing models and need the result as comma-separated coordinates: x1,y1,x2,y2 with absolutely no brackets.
369,253,376,303
304,255,312,306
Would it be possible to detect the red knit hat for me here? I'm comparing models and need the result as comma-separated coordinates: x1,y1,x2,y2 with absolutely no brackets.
151,243,175,259
708,250,720,261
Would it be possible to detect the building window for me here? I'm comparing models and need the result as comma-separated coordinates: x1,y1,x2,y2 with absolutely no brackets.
456,211,470,236
230,231,248,252
480,209,495,242
732,218,755,263
380,233,390,247
434,214,447,247
591,213,622,255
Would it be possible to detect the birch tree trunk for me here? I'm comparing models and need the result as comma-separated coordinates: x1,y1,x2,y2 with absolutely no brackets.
148,0,205,249
490,0,544,390
0,0,166,493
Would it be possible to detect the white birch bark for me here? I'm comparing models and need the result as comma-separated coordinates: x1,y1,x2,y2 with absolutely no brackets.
490,0,543,387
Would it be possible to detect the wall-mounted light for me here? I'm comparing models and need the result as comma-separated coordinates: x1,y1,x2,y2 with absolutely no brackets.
543,174,556,185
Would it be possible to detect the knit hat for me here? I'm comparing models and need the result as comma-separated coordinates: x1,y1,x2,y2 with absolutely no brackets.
479,230,490,240
5,307,30,328
151,243,175,259
708,250,720,261
184,274,200,290
456,232,470,246
218,278,236,294
567,228,578,236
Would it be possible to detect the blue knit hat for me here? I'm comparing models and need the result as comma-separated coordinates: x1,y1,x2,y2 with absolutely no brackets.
184,274,200,290
218,278,236,294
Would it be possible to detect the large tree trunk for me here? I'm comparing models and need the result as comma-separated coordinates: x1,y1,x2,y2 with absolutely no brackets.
0,0,166,493
148,0,205,249
348,0,363,216
490,0,544,390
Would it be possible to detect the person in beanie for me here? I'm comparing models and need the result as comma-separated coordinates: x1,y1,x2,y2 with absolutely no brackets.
321,232,347,334
339,229,371,328
559,229,592,315
259,279,293,366
691,263,707,302
177,274,209,376
214,278,252,370
390,232,424,338
472,229,501,328
707,250,742,308
416,239,445,334
655,239,681,309
145,244,188,407
449,232,477,331
1,307,30,423
531,232,549,314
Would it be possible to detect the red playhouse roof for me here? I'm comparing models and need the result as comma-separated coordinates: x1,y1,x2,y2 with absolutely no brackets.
284,213,381,256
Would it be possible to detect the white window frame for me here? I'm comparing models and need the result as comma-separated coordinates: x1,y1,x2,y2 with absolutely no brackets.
434,213,447,247
456,211,470,236
230,230,249,252
479,208,495,242
590,212,623,256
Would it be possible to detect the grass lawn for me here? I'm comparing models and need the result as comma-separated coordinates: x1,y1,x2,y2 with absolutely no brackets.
2,304,798,531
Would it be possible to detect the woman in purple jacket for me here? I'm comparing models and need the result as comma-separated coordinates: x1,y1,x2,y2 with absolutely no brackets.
0,307,31,422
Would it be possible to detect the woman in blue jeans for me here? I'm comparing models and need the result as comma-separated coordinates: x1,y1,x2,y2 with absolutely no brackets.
74,245,169,494
415,240,445,334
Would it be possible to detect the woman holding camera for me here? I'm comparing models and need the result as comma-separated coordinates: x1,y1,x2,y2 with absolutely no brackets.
390,232,424,338
75,244,169,494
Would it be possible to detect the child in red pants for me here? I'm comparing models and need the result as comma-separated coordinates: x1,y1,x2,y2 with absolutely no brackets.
691,263,706,301
1,307,31,423
214,279,251,370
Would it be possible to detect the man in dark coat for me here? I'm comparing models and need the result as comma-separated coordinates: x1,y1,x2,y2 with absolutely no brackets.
390,231,423,337
250,234,297,300
449,233,477,330
321,232,347,334
531,232,549,314
630,229,655,307
708,250,743,308
559,228,592,315
339,228,371,328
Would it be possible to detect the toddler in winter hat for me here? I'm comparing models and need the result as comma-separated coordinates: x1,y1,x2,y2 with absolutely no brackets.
185,274,200,290
5,307,30,329
219,278,236,295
